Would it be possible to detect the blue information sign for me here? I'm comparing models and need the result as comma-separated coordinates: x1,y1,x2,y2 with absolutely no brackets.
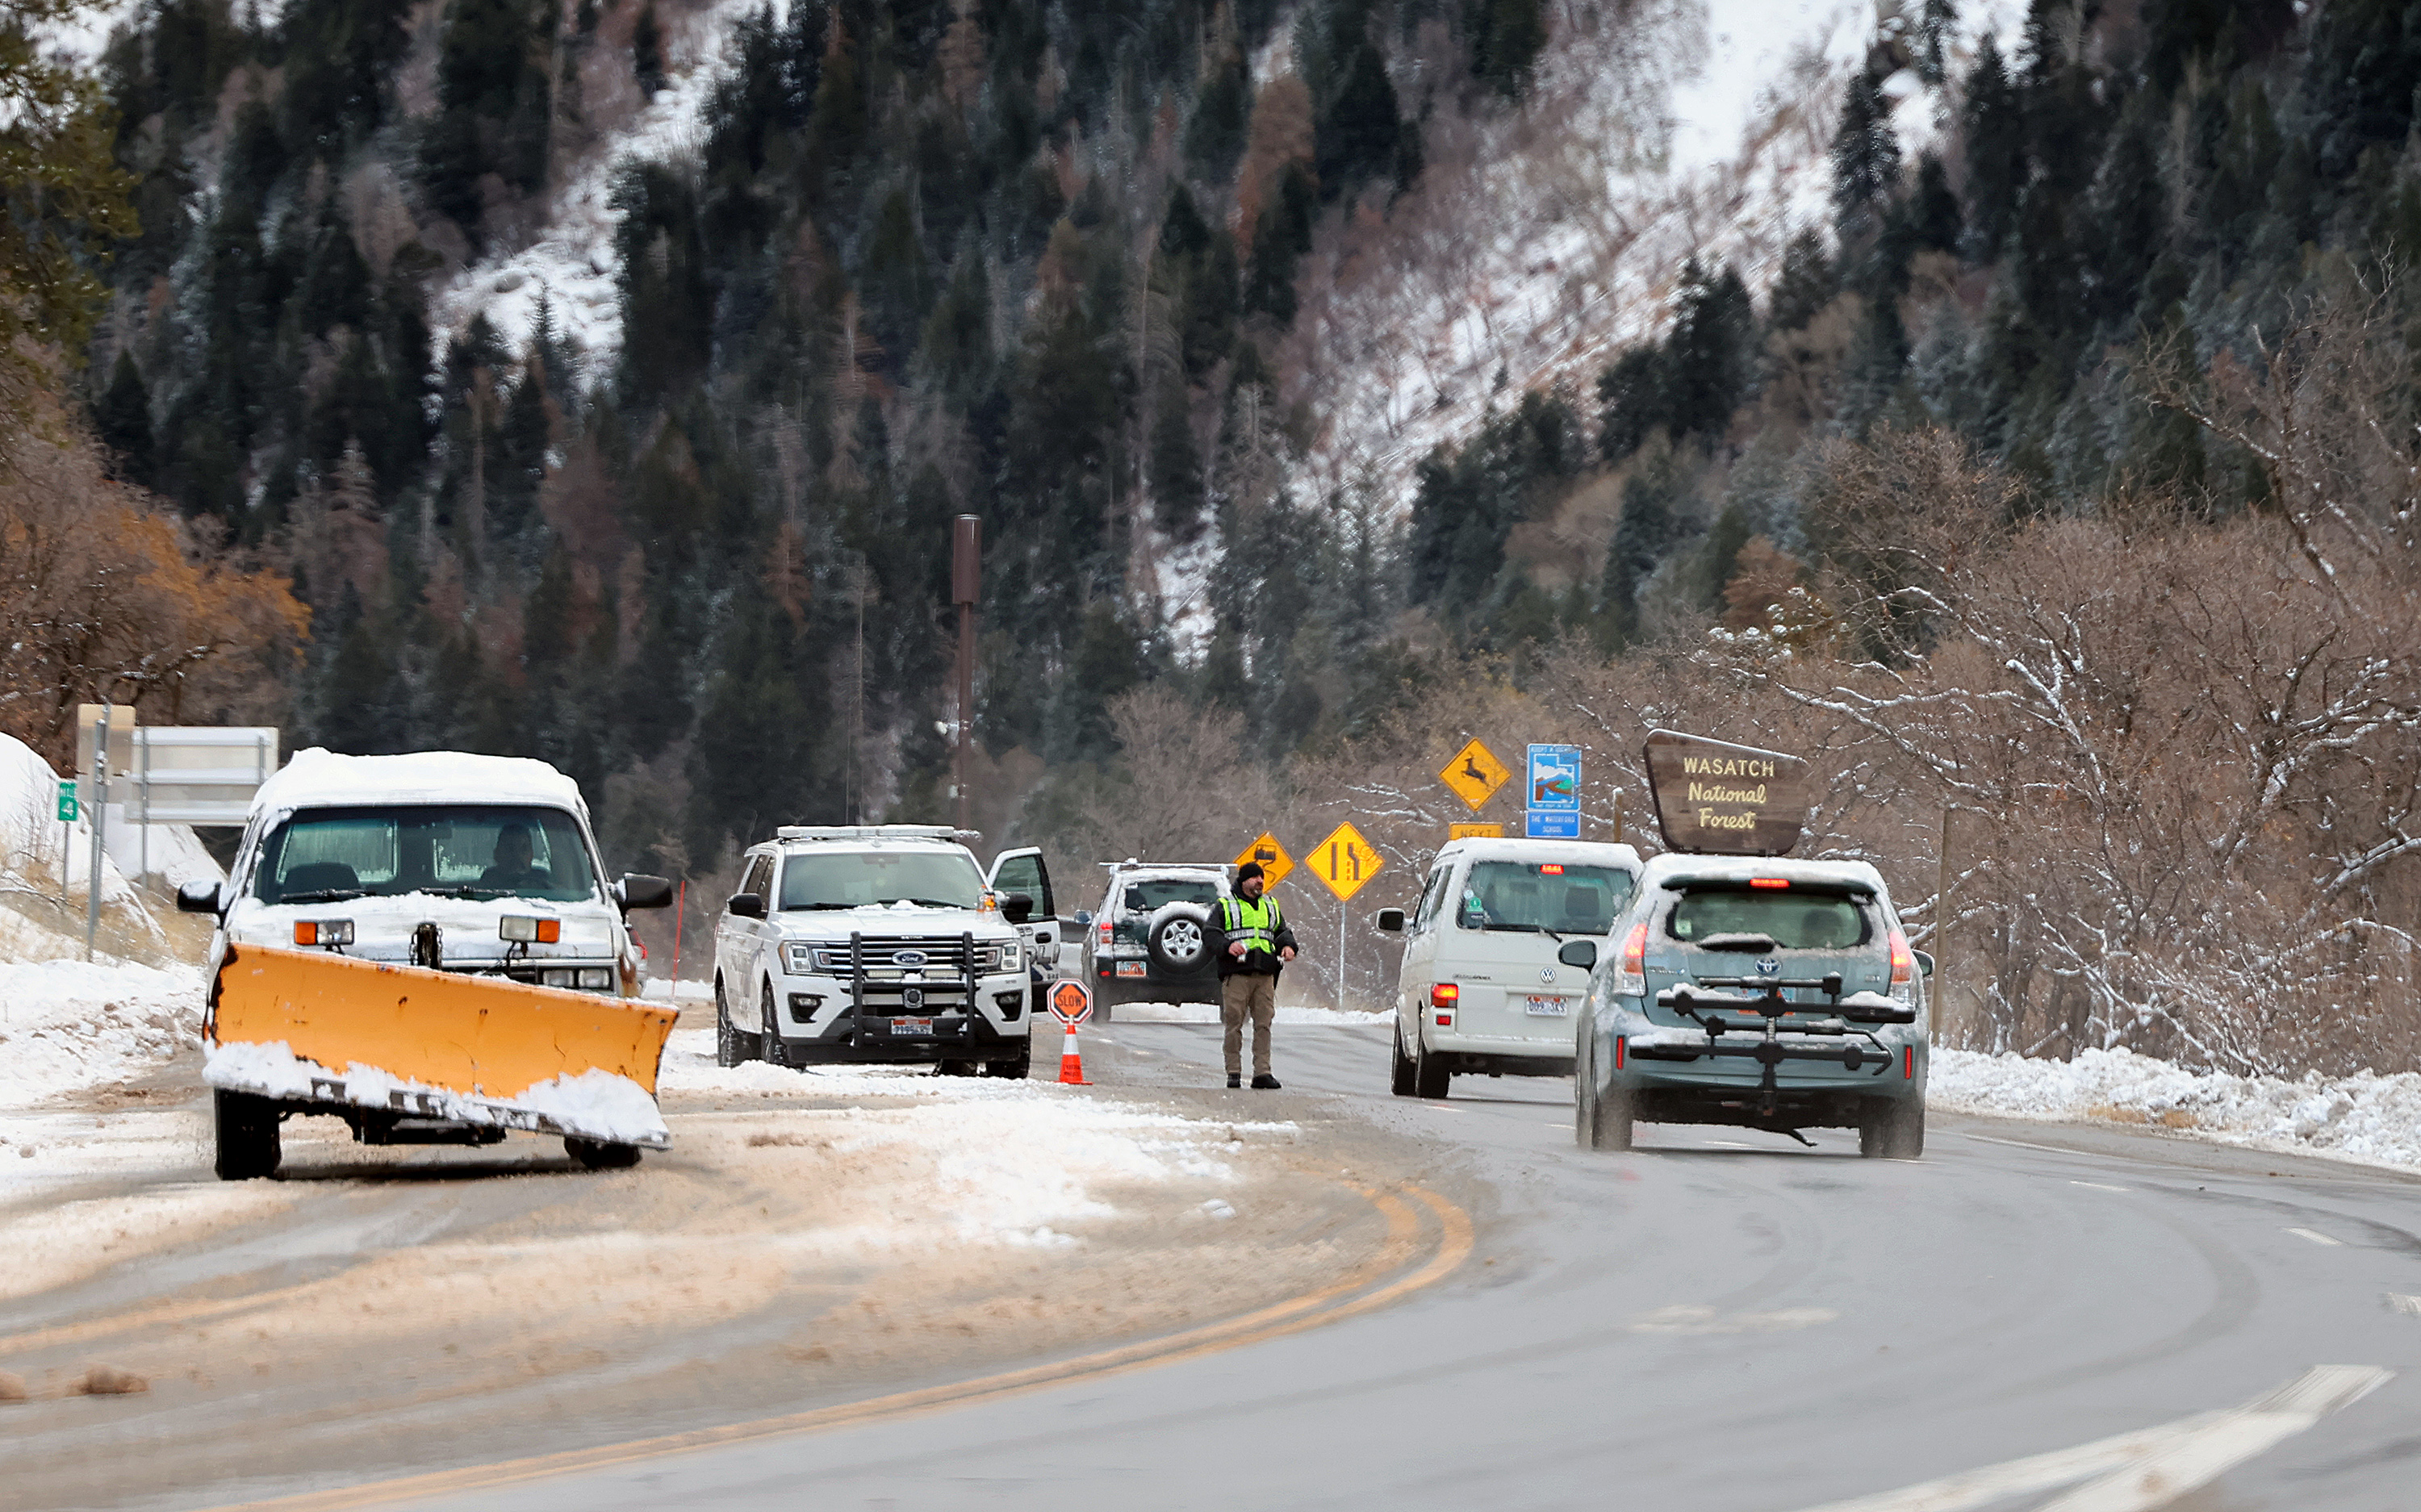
1526,744,1581,810
1524,809,1579,839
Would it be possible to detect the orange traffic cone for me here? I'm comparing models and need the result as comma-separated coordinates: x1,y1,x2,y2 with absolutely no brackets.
1056,1021,1089,1085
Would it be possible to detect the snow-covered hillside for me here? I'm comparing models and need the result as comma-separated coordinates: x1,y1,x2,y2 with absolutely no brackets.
1286,0,2025,515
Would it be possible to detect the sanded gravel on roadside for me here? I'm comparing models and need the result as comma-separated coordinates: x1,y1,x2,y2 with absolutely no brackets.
0,1059,1439,1512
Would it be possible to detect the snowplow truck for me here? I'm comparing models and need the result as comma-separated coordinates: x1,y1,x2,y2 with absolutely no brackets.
181,750,678,1179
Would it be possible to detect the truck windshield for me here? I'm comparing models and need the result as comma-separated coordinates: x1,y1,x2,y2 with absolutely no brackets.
1669,888,1871,949
780,850,985,910
1457,862,1634,934
253,806,600,905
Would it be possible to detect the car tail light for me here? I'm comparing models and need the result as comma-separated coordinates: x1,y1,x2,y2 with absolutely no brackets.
1435,1013,1453,1027
295,920,353,946
500,916,560,944
1098,921,1113,944
1615,920,1649,994
1888,929,1914,985
1750,878,1791,889
1429,984,1459,1008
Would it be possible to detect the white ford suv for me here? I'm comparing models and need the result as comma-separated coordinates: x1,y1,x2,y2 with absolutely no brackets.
712,826,1035,1077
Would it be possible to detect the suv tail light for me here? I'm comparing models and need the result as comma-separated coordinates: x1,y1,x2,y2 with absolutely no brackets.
1615,920,1649,995
1888,929,1914,985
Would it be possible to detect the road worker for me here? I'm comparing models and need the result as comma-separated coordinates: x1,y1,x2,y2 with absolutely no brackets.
1202,862,1298,1089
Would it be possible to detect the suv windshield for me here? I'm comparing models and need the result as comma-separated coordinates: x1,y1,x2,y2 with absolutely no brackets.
1119,877,1223,914
1669,888,1871,949
780,850,984,910
1457,862,1634,934
253,806,598,905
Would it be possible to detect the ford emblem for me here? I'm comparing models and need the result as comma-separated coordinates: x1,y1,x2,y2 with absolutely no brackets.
1539,967,1556,984
894,950,928,967
1756,958,1781,976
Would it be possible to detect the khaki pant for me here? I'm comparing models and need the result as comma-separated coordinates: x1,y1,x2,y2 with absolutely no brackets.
1220,972,1278,1076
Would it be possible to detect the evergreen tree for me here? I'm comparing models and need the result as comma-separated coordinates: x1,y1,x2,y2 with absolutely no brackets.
1960,39,2026,261
1315,45,1402,194
1185,47,1250,178
95,351,153,485
1470,0,1547,98
1595,346,1665,463
1767,228,1838,332
1829,70,1902,244
1663,259,1758,445
633,2,666,94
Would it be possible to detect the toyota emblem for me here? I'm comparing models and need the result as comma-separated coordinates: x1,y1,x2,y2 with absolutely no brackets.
894,950,929,967
1756,958,1781,976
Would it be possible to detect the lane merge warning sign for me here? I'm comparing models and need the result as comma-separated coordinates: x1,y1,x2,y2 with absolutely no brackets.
1310,821,1385,901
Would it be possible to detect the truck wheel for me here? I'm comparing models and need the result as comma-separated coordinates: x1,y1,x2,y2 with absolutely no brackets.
213,1090,281,1180
1148,912,1208,974
1411,1033,1450,1100
759,982,796,1071
566,1137,642,1170
1860,1098,1926,1159
716,977,759,1067
936,1058,979,1076
989,1040,1033,1080
1390,1020,1416,1096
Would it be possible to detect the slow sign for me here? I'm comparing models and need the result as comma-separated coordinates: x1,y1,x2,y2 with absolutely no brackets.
1641,730,1811,857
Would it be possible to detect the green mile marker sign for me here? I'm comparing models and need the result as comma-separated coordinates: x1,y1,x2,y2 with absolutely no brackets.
56,779,77,823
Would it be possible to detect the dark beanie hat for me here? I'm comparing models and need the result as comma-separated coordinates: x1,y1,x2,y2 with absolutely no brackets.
1236,862,1265,883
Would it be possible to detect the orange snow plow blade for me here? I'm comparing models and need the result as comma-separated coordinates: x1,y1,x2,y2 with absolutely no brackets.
206,942,679,1147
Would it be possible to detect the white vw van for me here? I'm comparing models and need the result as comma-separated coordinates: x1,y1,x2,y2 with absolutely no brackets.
1377,837,1642,1099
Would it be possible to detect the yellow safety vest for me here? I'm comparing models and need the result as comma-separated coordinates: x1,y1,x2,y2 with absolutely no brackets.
1221,895,1282,952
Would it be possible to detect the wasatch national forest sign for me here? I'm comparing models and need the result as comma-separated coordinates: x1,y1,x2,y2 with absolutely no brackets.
1641,730,1812,857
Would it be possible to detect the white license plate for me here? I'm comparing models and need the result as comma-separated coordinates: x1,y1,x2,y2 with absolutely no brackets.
890,1017,933,1035
1524,996,1570,1017
1115,962,1147,978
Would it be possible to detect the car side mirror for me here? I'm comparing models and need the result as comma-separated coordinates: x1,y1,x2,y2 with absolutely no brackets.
1374,908,1405,933
1913,949,1935,978
177,880,221,915
1001,892,1035,925
728,892,766,921
1558,939,1599,970
617,874,673,910
1072,909,1094,929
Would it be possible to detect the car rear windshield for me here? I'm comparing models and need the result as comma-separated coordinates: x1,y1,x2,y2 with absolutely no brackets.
253,805,599,905
1457,862,1635,934
1667,887,1872,949
1120,878,1222,915
780,850,985,911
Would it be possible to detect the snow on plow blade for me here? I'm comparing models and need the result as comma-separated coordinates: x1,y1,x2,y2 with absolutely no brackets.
204,943,679,1149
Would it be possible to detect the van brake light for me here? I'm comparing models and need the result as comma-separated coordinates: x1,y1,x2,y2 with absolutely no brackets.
1749,878,1790,889
1430,984,1460,1008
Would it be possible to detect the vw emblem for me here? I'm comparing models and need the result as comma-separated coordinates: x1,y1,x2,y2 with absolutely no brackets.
1756,958,1781,976
1539,967,1557,984
902,986,925,1009
894,950,929,967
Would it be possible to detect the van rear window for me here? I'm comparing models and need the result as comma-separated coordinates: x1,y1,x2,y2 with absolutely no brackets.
1668,889,1870,949
1457,863,1634,934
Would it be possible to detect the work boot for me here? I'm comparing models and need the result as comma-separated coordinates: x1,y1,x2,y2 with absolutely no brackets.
1251,1074,1282,1090
1227,1072,1242,1088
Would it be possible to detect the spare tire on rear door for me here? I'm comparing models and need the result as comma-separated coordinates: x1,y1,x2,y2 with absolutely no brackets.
1147,904,1213,975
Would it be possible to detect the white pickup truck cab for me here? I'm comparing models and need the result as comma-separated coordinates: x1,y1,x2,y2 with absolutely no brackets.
1378,837,1643,1099
186,748,670,993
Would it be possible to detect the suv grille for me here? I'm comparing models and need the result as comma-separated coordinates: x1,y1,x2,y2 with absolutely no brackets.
812,936,996,974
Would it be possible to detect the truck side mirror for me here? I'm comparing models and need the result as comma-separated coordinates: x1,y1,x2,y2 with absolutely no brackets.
617,874,674,910
177,880,222,915
1072,909,1094,929
1374,908,1405,933
1913,949,1935,978
1558,939,1599,970
728,892,766,921
1001,892,1035,925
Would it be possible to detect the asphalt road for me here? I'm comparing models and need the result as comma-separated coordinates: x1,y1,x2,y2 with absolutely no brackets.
379,1021,2421,1512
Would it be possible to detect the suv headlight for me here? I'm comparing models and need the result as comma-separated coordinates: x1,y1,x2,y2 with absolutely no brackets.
993,940,1022,974
782,941,819,974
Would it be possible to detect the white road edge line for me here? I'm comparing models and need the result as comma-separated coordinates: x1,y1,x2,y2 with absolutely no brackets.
2285,1226,2344,1247
1963,1133,2097,1155
1777,1364,2392,1512
2069,1181,2130,1192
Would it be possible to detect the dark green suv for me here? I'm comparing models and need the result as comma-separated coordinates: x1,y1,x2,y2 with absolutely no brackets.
1567,855,1931,1158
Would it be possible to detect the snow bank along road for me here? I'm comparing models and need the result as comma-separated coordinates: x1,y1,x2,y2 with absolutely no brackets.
253,1021,2420,1512
0,1029,1463,1511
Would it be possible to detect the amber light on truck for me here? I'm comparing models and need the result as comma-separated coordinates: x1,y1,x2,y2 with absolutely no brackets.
294,920,354,946
500,917,561,944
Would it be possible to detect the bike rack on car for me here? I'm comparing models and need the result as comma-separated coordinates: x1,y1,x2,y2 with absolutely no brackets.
1641,975,1918,1127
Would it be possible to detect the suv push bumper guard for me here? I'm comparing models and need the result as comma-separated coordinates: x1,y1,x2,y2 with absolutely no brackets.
766,932,1027,1064
1633,975,1917,1124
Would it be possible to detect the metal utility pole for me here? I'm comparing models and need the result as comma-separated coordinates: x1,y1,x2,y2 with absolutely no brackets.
951,516,981,836
85,702,111,961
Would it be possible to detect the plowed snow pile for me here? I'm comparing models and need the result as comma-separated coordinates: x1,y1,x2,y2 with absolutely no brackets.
1930,1047,2421,1175
0,961,199,1111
